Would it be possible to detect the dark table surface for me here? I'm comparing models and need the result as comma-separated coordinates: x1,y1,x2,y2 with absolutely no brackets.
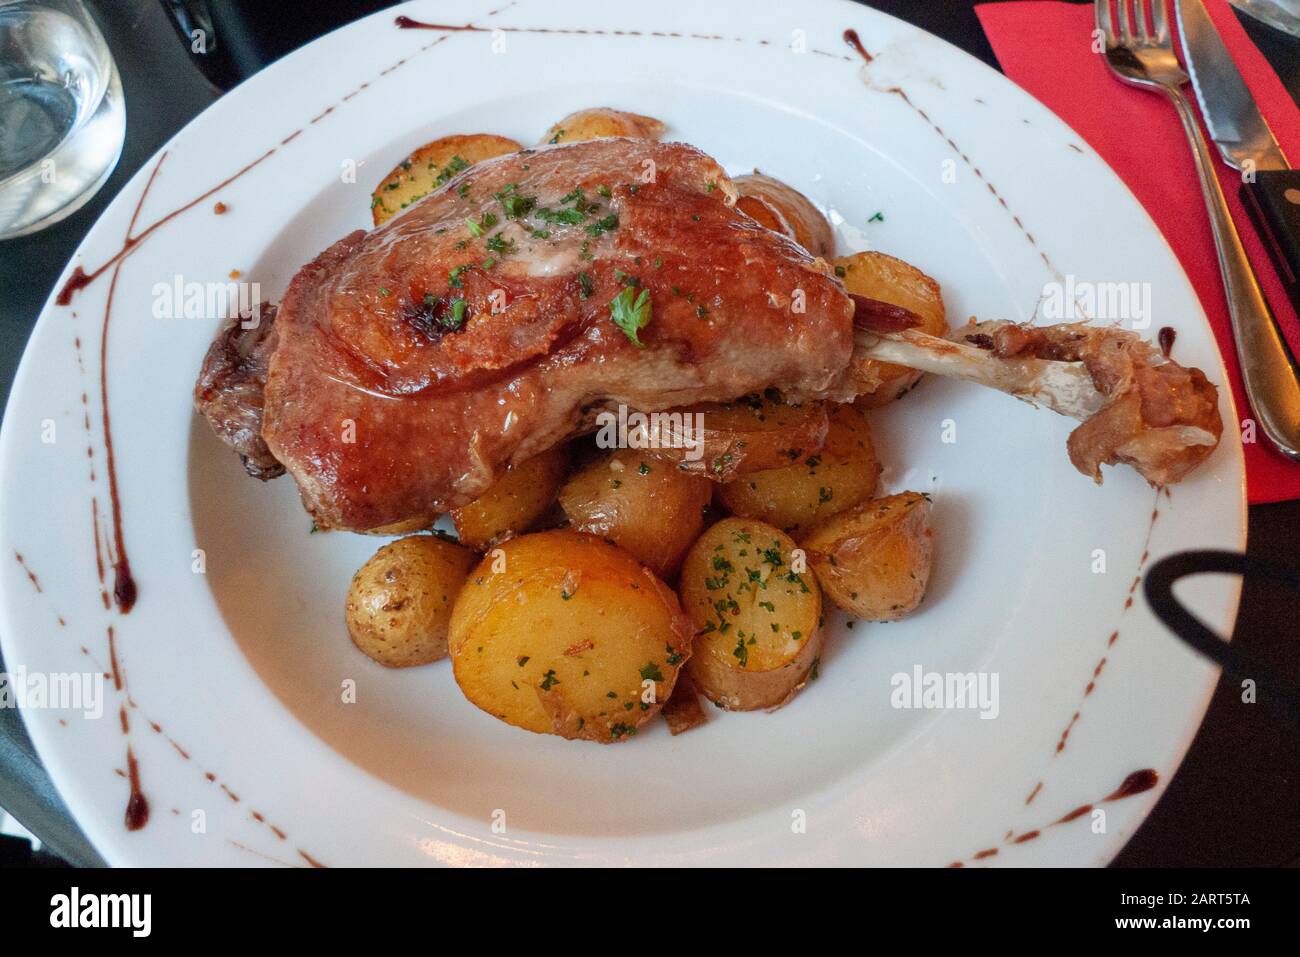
1,0,1297,868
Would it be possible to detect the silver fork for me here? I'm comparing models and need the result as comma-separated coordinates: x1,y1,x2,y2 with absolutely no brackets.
1097,0,1300,461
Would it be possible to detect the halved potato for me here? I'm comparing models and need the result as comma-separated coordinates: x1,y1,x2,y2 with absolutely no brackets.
345,535,477,667
644,393,829,481
734,172,835,257
834,251,948,407
679,518,823,711
451,447,568,551
801,492,934,621
718,403,880,536
540,108,665,145
371,133,522,226
735,194,796,242
559,448,712,579
449,531,693,742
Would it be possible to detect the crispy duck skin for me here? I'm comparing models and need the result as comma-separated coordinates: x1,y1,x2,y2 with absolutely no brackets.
221,138,854,531
193,302,283,479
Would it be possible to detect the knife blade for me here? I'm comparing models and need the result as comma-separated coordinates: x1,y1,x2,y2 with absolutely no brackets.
1177,0,1300,312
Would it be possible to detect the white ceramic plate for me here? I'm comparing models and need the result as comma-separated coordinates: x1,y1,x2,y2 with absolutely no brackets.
0,0,1245,867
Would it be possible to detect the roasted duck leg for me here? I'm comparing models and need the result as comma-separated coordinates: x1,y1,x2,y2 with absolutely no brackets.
196,138,1222,532
199,138,854,531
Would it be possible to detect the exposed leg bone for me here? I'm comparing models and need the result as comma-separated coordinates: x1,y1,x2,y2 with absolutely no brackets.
853,328,1106,421
849,296,1223,486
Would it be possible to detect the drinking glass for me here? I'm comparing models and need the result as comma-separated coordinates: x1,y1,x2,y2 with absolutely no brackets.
0,0,124,238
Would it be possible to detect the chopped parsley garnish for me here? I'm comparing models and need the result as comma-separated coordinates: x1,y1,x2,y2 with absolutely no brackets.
445,297,468,329
448,264,473,288
540,669,560,691
435,155,469,186
464,211,498,237
495,183,537,219
485,233,517,255
534,206,585,226
609,287,651,348
578,272,594,299
584,212,619,236
733,638,749,668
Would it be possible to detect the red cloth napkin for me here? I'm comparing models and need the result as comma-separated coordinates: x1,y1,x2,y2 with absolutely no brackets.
976,0,1300,504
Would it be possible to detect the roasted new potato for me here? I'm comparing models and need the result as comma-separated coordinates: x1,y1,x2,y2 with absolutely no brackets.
834,250,948,407
718,403,880,536
559,448,712,579
801,492,934,621
449,531,693,742
734,172,835,257
451,447,568,551
645,393,829,481
679,518,823,711
735,193,796,241
345,534,478,667
371,133,523,226
540,107,665,145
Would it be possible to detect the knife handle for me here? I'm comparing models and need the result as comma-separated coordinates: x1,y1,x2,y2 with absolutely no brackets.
1241,170,1300,317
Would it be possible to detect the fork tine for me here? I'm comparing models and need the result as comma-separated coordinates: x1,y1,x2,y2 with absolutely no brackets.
1151,0,1171,43
1134,0,1151,42
1115,0,1133,43
1096,0,1115,44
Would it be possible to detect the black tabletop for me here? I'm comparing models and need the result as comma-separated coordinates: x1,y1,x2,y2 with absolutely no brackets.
1,0,1298,868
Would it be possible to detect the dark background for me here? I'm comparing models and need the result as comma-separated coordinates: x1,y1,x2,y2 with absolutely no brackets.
0,0,1297,868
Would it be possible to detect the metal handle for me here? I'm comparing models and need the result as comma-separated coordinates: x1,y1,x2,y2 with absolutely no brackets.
1166,84,1300,460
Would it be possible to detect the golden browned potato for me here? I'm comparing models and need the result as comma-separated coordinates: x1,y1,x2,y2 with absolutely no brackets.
371,133,522,226
718,403,880,536
679,518,823,711
559,449,712,579
449,531,692,742
834,251,948,407
734,172,835,257
451,447,568,551
345,535,478,667
801,492,934,621
645,393,829,481
540,108,665,145
735,194,796,242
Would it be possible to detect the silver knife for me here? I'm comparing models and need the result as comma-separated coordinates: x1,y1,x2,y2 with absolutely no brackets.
1178,0,1300,315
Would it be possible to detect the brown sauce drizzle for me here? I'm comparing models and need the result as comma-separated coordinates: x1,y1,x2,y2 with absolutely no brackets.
842,28,872,63
395,12,853,60
124,746,149,831
56,148,275,307
949,768,1158,866
1048,493,1162,760
840,29,1062,279
13,552,42,592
